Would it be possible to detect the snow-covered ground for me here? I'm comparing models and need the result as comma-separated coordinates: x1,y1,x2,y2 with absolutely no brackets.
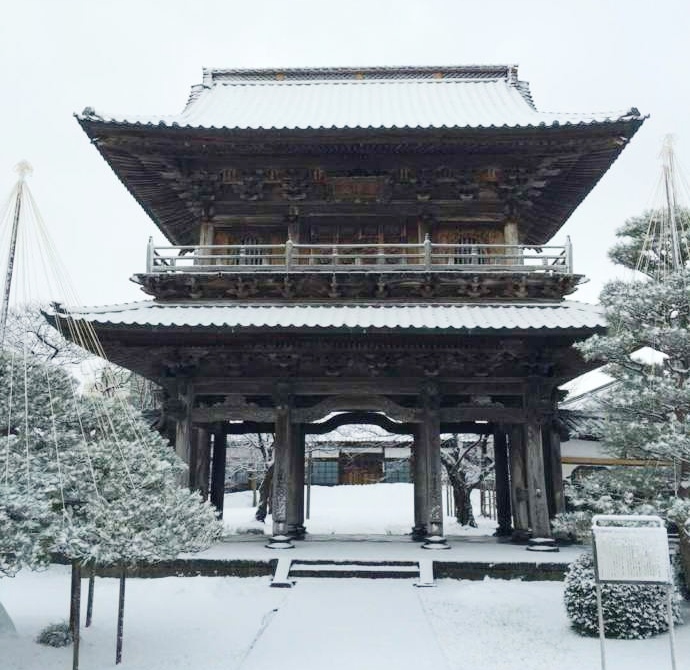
1,483,687,669
223,483,496,537
2,568,687,670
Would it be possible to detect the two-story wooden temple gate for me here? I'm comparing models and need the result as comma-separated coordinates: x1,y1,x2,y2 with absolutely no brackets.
52,65,643,549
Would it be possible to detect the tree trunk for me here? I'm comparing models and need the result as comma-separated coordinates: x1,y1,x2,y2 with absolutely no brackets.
448,470,476,527
85,569,94,628
116,567,125,664
255,463,274,522
70,561,81,670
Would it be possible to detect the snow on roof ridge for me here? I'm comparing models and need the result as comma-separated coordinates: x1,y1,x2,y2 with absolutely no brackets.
203,64,518,81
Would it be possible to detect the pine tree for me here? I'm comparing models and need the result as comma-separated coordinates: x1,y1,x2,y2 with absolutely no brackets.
577,209,690,497
0,347,222,574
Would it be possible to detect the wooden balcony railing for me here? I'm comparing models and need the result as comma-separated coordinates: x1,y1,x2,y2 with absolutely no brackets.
146,236,573,274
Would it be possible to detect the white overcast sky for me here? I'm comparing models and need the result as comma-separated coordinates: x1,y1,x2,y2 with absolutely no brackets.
0,0,688,306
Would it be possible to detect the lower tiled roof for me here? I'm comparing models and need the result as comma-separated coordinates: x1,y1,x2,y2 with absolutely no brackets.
55,301,605,332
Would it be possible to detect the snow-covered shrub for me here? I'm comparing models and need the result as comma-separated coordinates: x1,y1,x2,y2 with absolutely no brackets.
564,552,682,639
566,467,673,519
667,498,690,531
551,511,593,544
36,621,72,647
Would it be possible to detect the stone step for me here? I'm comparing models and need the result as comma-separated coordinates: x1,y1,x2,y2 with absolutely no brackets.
288,560,422,580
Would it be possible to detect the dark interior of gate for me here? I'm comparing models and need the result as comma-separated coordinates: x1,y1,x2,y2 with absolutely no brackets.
52,64,644,549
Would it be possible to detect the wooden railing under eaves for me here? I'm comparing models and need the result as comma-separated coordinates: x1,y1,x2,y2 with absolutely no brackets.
146,236,573,275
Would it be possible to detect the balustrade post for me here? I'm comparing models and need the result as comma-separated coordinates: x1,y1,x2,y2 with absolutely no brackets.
239,246,246,265
146,236,154,272
332,245,338,266
423,234,432,270
565,236,573,272
285,238,293,270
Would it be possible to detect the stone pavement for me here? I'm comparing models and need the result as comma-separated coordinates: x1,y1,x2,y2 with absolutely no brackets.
238,578,451,670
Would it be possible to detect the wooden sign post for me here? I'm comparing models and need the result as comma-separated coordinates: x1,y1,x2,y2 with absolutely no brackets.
591,515,677,670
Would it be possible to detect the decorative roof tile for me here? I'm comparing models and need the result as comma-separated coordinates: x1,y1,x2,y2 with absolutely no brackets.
78,65,642,132
54,301,606,332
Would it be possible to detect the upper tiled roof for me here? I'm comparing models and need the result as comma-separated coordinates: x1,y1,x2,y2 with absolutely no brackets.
78,65,642,131
54,300,605,332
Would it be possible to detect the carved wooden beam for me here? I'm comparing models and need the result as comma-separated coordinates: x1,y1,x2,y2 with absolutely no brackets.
293,395,422,423
305,411,412,435
192,406,276,423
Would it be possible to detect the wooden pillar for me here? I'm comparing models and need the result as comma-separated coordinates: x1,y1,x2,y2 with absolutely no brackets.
504,219,520,266
287,425,306,538
268,384,294,548
525,420,552,538
189,427,211,498
548,425,565,515
420,385,449,549
541,426,555,519
504,220,519,246
174,381,193,488
210,426,227,518
508,425,530,541
493,428,512,537
411,425,428,541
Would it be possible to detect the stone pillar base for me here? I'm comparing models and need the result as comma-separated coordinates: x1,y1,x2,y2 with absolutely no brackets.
288,525,307,540
526,537,559,552
411,525,428,542
510,529,532,544
422,535,451,550
266,534,295,550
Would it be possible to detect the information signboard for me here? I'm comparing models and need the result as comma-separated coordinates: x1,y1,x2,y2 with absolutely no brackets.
591,515,676,670
593,525,671,583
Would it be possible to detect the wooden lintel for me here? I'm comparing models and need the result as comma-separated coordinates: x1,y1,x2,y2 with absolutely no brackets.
192,406,276,424
225,421,275,434
440,422,494,434
439,407,524,423
191,377,527,397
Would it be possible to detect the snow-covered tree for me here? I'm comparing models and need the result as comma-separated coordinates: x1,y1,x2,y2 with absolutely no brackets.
608,207,690,275
3,304,89,366
440,434,492,527
0,348,222,573
578,206,690,497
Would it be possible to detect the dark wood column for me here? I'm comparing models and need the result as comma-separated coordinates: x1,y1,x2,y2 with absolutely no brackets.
190,427,211,499
493,428,512,537
287,424,306,538
524,420,552,539
210,425,227,517
548,424,565,515
267,384,294,549
523,378,557,548
541,426,554,518
411,425,428,541
508,425,530,541
420,385,449,550
174,381,193,487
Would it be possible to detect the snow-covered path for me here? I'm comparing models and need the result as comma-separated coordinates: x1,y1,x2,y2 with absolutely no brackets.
239,578,450,670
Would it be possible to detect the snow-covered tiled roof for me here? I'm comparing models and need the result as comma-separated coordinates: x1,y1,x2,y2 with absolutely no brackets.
55,300,605,331
78,65,642,131
559,368,615,407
